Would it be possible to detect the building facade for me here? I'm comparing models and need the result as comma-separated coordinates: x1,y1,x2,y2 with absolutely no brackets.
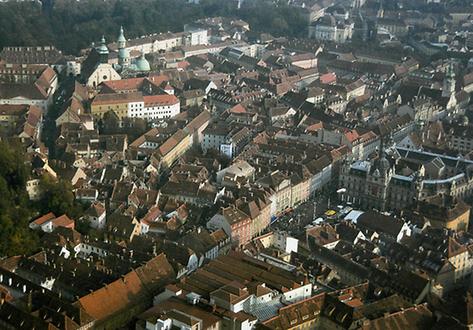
309,15,354,43
340,147,473,211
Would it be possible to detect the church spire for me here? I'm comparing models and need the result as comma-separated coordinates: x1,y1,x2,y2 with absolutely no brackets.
117,27,130,69
118,26,126,49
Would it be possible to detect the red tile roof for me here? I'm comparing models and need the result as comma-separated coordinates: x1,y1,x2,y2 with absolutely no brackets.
147,74,170,86
32,212,56,225
102,77,145,92
76,271,145,321
344,129,360,143
143,94,179,107
92,92,143,106
51,214,75,229
76,253,175,322
229,104,246,114
320,72,337,84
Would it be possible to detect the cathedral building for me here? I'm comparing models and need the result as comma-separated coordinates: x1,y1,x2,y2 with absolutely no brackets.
82,28,152,88
85,36,121,88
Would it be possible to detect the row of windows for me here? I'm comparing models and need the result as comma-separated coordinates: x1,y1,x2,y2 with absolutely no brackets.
148,105,173,109
130,108,175,114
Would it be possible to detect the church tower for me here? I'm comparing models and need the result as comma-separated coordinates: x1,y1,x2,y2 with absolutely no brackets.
118,26,126,49
97,36,109,64
443,61,456,98
117,26,130,69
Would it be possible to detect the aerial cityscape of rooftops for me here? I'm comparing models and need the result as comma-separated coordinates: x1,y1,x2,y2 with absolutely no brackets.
3,0,473,328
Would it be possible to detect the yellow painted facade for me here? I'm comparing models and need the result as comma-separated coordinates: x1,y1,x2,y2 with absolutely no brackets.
91,101,128,119
430,208,470,232
160,133,192,169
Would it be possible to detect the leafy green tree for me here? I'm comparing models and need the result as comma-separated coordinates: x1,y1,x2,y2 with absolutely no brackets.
38,176,82,218
0,140,87,257
0,141,39,257
0,0,308,54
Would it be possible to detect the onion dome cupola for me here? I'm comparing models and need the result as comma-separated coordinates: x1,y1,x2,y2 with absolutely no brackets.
117,27,130,68
118,26,127,49
135,50,151,72
97,35,109,64
97,35,109,55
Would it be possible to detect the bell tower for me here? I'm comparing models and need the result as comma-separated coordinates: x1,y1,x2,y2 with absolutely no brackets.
97,36,109,64
117,27,130,69
443,61,456,98
118,26,126,49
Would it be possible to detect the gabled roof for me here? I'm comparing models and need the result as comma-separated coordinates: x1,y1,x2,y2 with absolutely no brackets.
76,270,145,321
356,211,405,238
32,212,57,226
135,253,176,291
363,303,434,329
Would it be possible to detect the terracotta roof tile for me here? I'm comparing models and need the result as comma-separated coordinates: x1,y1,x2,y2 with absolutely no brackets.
76,270,145,321
92,92,143,106
143,94,179,106
33,212,57,226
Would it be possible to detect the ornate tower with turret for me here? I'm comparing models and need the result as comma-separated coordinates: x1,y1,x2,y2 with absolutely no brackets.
97,36,109,64
117,27,130,69
118,26,126,49
443,61,456,98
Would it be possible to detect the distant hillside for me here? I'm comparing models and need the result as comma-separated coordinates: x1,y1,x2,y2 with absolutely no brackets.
0,0,307,55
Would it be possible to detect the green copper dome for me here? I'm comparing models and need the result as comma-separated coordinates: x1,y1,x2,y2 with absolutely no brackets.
118,47,129,60
118,26,126,44
97,36,109,55
135,52,150,71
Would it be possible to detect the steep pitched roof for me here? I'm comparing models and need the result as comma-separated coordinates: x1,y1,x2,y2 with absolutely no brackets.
76,270,145,321
134,253,176,291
